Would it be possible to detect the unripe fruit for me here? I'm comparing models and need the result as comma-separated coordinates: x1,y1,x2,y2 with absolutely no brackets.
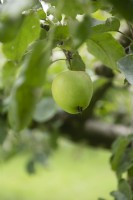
52,70,93,114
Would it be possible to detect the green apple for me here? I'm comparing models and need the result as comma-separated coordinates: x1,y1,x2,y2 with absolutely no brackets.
51,70,93,114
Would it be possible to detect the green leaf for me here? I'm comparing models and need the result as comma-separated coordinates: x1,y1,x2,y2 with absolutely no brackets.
8,40,52,130
39,29,47,40
53,25,69,42
8,81,39,131
36,8,46,20
108,0,133,21
59,38,73,51
69,15,91,49
90,1,103,13
70,52,85,71
111,137,129,169
33,97,58,122
47,6,62,21
110,135,133,177
111,179,132,200
117,149,133,176
1,61,17,90
119,179,133,200
48,0,85,17
118,55,133,85
111,191,128,200
0,0,35,43
87,33,125,70
92,17,120,34
3,13,40,61
0,18,23,43
21,40,51,87
111,137,133,176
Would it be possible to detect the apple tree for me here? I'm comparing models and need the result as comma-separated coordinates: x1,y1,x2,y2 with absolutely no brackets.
0,0,133,199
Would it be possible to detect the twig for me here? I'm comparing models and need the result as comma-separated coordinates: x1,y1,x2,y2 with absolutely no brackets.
117,30,133,42
51,59,66,64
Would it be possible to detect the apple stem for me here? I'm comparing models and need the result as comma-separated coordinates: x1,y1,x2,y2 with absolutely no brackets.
63,49,73,70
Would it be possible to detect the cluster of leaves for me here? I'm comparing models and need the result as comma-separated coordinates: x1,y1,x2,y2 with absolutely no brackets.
98,135,133,200
0,0,131,132
0,0,133,197
110,136,133,200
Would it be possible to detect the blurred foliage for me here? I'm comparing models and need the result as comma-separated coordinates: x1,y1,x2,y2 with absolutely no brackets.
94,86,131,125
0,0,133,199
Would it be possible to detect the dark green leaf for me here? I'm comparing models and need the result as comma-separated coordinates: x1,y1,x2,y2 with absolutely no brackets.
87,33,125,70
111,191,127,200
111,137,129,170
33,97,58,122
53,25,69,42
70,52,85,71
0,18,23,43
0,118,8,145
119,179,132,200
108,0,133,21
111,179,132,200
39,29,47,40
110,135,133,177
118,55,133,85
69,15,91,49
117,149,133,175
3,13,40,61
92,17,120,34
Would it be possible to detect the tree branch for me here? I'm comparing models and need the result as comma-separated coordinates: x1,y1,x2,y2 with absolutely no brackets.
60,119,131,149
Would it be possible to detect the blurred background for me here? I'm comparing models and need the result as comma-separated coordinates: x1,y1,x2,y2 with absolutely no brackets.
0,139,116,200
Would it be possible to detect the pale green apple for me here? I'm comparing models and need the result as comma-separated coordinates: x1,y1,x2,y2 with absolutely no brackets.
51,70,93,114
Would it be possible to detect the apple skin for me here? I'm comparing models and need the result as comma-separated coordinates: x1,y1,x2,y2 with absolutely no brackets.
51,70,93,114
